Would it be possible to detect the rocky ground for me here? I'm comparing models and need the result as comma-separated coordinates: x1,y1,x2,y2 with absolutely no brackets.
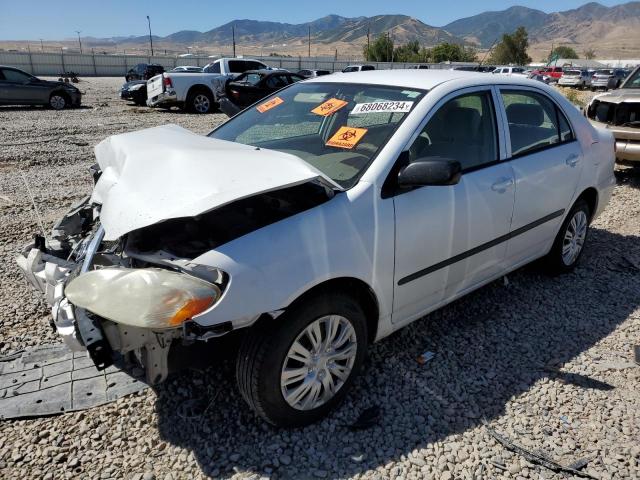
1,77,639,480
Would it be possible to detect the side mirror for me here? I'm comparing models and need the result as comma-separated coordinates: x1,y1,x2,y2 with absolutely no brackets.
397,158,462,187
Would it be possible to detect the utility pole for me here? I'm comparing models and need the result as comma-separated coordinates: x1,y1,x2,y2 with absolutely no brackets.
232,25,236,57
366,25,370,60
75,31,82,54
147,16,154,56
40,39,44,51
308,26,311,57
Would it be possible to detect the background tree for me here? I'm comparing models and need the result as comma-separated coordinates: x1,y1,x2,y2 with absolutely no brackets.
583,48,596,60
393,40,422,63
549,45,579,61
363,34,394,62
489,26,532,65
429,43,477,63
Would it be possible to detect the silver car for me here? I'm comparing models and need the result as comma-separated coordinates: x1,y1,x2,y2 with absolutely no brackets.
558,69,591,89
591,68,629,91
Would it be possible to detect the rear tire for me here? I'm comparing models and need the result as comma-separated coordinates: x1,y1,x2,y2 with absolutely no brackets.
186,89,214,113
236,292,368,427
545,199,591,274
49,92,68,110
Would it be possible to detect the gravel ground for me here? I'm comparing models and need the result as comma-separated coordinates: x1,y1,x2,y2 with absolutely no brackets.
1,77,639,480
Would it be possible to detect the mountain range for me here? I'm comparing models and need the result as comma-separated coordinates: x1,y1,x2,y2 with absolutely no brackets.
13,2,639,59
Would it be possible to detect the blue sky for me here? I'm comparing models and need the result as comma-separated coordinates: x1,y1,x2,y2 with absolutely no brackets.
0,0,630,40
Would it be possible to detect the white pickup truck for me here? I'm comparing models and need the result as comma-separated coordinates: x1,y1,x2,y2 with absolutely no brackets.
146,57,269,113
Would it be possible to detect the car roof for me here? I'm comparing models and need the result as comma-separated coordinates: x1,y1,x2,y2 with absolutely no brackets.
304,69,546,90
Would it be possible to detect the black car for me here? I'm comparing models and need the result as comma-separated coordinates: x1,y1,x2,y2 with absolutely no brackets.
0,65,81,109
120,80,148,106
125,63,165,82
218,69,304,117
297,69,331,78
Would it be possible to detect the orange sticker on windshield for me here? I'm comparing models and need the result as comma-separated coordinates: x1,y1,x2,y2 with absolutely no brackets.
326,126,368,149
256,96,284,113
311,98,348,116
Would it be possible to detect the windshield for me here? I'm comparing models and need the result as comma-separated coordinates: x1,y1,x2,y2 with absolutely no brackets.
209,82,425,188
622,68,640,88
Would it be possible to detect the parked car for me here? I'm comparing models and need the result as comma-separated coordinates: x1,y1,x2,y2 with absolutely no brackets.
591,68,629,91
217,69,304,117
0,65,81,109
586,65,640,163
171,66,203,73
342,64,375,72
411,65,430,70
147,57,269,113
125,63,165,82
17,70,615,427
531,66,564,81
120,80,148,106
558,69,592,89
491,66,528,77
297,69,331,78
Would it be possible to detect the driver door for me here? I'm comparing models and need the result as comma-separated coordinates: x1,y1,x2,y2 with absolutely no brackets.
392,87,515,324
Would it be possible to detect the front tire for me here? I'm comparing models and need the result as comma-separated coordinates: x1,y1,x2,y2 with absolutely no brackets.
49,93,68,110
236,292,368,427
545,199,590,274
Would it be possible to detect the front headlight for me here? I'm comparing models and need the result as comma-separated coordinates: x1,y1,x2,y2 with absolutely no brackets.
65,268,221,329
129,84,144,91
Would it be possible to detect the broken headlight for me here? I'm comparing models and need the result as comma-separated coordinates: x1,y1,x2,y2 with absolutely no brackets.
65,268,220,329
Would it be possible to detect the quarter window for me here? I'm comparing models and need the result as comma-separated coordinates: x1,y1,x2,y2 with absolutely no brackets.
501,90,574,157
408,91,498,171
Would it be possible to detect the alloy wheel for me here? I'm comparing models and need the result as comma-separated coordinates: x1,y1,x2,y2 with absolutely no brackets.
562,210,588,266
50,95,66,110
193,94,210,113
280,315,357,411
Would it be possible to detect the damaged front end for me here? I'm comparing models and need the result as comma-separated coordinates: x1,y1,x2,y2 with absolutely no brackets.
16,191,227,384
586,94,640,163
16,124,339,385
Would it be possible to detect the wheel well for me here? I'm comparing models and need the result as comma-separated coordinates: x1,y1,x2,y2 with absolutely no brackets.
576,187,598,222
287,278,380,343
186,84,213,99
50,90,69,101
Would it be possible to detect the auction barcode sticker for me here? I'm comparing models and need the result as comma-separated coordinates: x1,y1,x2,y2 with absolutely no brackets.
256,96,284,113
351,101,414,115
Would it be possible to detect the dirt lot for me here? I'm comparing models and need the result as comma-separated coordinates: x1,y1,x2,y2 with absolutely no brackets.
0,77,639,480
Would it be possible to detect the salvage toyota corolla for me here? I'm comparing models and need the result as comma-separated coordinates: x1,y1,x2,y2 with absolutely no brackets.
17,70,616,427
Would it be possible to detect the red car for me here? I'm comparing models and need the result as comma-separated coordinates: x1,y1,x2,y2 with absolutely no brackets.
532,66,564,80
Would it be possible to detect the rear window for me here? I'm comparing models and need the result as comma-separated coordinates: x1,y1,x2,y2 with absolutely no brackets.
361,65,375,71
597,69,613,75
565,70,581,76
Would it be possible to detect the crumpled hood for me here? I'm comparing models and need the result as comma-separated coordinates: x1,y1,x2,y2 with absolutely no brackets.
593,90,640,104
92,124,341,240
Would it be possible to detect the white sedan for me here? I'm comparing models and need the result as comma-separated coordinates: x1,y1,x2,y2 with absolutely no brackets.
17,70,615,427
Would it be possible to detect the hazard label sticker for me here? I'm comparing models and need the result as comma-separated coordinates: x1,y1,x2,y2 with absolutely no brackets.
351,101,414,115
325,126,368,149
311,98,348,116
256,96,284,113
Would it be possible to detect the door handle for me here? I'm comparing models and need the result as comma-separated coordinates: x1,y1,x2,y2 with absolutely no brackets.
491,177,514,193
565,153,580,167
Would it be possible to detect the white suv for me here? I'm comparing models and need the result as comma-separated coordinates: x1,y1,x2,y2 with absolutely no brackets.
17,70,615,427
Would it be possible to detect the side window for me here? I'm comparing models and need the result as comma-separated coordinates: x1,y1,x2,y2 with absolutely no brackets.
501,90,573,157
0,69,6,81
361,65,375,71
2,69,31,83
408,91,498,171
265,75,287,89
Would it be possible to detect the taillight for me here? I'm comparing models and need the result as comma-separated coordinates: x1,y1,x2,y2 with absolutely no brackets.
163,76,173,88
230,90,240,98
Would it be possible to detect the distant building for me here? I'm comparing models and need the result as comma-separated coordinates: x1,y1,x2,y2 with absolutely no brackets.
597,59,640,68
548,58,606,69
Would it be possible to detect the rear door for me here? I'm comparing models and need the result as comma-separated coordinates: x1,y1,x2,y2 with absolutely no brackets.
392,87,515,323
497,87,583,267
